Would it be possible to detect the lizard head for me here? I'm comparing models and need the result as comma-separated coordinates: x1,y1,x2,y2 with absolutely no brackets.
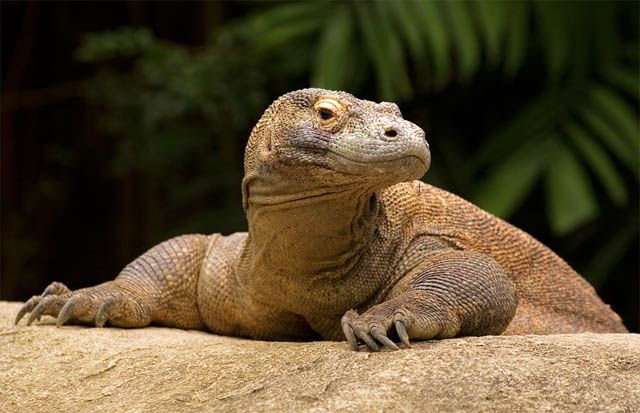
242,88,430,207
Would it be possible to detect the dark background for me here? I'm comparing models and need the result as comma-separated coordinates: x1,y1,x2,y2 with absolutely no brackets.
2,1,638,331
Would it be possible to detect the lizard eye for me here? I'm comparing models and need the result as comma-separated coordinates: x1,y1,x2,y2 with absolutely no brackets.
319,108,334,121
315,98,343,124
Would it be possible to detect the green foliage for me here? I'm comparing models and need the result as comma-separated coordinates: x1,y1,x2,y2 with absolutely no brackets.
77,28,269,235
544,139,599,235
76,27,155,61
78,1,638,285
474,137,551,219
312,5,359,90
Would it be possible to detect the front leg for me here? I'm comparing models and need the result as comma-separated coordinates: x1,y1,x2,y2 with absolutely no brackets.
15,234,209,330
341,250,517,351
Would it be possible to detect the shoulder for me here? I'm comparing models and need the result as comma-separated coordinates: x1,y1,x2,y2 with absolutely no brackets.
377,180,507,239
379,181,480,216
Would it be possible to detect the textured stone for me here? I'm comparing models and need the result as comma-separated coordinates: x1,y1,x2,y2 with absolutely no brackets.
1,301,638,412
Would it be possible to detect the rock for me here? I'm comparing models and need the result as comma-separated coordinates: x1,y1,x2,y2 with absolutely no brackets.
1,301,638,412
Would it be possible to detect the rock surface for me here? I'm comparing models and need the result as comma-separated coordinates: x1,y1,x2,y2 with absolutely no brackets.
1,301,638,412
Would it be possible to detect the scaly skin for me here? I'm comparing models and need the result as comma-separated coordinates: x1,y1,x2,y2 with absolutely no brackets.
16,89,627,351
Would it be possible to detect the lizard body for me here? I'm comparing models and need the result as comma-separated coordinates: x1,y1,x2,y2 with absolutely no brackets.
16,89,627,350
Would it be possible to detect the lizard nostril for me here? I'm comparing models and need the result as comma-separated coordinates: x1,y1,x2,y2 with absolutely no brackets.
384,128,398,138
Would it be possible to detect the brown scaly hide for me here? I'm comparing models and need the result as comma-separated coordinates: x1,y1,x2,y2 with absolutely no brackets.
14,89,627,352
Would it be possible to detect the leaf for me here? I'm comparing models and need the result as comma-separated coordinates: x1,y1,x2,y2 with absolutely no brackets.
354,4,392,100
602,65,640,101
579,102,637,172
411,0,451,89
443,1,481,82
76,27,155,62
386,0,426,64
475,138,551,218
311,6,354,90
245,3,329,52
354,3,412,100
245,2,328,33
252,19,325,53
588,84,639,151
564,121,628,205
372,2,413,99
472,92,558,169
472,0,507,68
544,139,599,235
503,1,528,77
533,2,571,80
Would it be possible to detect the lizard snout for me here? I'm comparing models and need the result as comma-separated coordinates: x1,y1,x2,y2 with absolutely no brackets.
376,118,428,149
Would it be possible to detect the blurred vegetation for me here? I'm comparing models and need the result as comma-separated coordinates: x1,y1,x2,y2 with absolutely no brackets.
2,1,637,329
76,27,269,235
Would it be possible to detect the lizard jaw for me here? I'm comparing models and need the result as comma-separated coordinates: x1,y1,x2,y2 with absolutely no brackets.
326,151,430,180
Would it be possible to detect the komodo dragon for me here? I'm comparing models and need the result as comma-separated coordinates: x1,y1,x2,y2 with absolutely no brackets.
15,88,627,351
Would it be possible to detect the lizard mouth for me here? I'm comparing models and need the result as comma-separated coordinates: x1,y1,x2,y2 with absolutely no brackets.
331,153,430,178
281,145,430,170
330,151,429,169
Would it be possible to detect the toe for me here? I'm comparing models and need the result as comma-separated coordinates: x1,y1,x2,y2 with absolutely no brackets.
341,320,359,351
15,296,41,325
353,325,380,352
341,310,361,351
42,281,71,297
394,320,411,348
56,296,80,327
27,296,64,326
95,297,116,327
370,327,399,350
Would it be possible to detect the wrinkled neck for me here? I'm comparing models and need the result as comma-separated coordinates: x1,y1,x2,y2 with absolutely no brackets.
245,177,379,274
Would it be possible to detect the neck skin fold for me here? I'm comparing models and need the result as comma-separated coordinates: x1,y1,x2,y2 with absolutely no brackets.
244,174,380,277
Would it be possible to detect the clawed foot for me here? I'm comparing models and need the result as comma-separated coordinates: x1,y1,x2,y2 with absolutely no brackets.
341,308,413,352
15,281,146,328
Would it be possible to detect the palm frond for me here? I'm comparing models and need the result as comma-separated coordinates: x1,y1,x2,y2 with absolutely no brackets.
578,97,637,172
472,0,508,69
502,1,528,77
587,84,638,155
564,121,628,205
544,139,599,235
244,2,330,52
475,137,551,218
312,5,355,90
411,0,451,89
354,3,411,100
602,65,639,100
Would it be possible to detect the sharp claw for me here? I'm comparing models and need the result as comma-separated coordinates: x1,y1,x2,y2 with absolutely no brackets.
341,320,359,351
15,297,39,325
395,320,411,348
57,297,78,327
371,329,400,350
95,298,115,328
15,306,28,326
354,328,380,352
27,299,49,326
43,284,57,297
